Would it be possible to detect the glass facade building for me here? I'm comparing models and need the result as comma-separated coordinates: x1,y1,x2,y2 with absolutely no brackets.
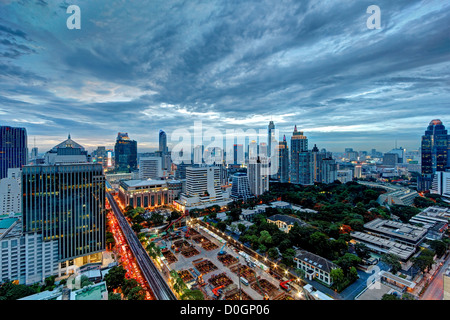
114,132,137,173
419,119,450,191
0,126,27,179
22,163,106,262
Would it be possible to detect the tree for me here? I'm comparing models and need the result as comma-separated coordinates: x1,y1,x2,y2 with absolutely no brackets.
237,223,246,234
132,223,143,233
122,279,139,296
181,289,204,300
381,253,401,274
127,285,146,300
259,230,273,246
354,243,371,260
108,292,122,300
412,249,435,274
430,240,447,258
334,253,361,275
80,275,93,288
0,281,37,300
330,268,346,291
104,265,127,292
268,247,279,260
216,221,227,232
382,293,400,300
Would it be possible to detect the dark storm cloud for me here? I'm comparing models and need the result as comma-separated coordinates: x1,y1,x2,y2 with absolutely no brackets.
0,0,449,152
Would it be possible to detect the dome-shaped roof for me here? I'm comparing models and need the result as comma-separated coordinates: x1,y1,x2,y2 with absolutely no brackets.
429,119,443,126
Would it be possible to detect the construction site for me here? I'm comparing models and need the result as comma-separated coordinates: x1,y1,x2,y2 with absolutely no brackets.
145,214,306,300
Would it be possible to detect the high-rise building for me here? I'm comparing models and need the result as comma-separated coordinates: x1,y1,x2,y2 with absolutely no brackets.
290,125,308,184
233,144,244,165
388,147,405,164
22,162,105,270
139,157,163,180
159,130,168,154
0,126,27,179
21,136,106,276
193,145,204,164
268,121,275,158
0,168,21,215
230,173,252,200
382,153,399,167
248,156,269,196
419,119,450,191
276,135,289,183
311,145,335,184
431,171,450,203
114,132,137,173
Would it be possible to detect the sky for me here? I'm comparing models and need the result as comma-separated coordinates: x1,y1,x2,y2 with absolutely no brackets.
0,0,449,153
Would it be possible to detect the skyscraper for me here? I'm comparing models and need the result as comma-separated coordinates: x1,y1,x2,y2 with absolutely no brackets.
114,132,137,173
159,130,168,154
139,157,163,180
419,119,450,191
22,137,106,275
0,126,27,179
276,135,289,183
290,125,308,184
268,121,275,158
248,156,269,196
231,173,252,200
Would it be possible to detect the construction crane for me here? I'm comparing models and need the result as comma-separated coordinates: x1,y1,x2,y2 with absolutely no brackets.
184,225,191,239
164,212,189,233
217,243,227,256
212,285,225,297
255,277,270,300
280,279,294,292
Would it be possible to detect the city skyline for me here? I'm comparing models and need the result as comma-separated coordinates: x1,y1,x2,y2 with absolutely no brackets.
1,0,450,152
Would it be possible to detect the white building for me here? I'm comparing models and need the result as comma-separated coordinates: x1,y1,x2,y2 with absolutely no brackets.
431,171,450,203
0,168,21,215
0,214,59,285
337,169,353,183
248,156,269,196
175,166,229,210
139,157,163,180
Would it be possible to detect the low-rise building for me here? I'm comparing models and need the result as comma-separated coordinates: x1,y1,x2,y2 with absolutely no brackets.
266,214,308,233
363,218,427,247
118,179,169,209
294,250,338,286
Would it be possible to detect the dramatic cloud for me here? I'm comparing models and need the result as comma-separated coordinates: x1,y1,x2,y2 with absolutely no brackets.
0,0,449,153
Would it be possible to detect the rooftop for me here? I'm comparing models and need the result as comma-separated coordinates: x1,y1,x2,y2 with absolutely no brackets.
364,218,427,243
267,214,307,227
295,250,338,273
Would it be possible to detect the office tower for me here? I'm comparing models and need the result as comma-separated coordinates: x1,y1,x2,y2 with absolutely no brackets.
248,140,258,160
419,119,450,191
31,147,38,160
322,158,338,183
0,126,27,179
159,130,168,154
92,146,107,166
248,156,269,196
159,130,170,170
0,168,21,215
22,162,105,269
193,145,204,164
259,142,268,158
185,166,224,201
388,147,405,164
114,132,137,173
233,144,244,165
298,151,313,185
382,153,399,166
231,173,252,200
276,135,289,183
268,121,275,158
44,135,88,165
431,171,450,203
354,165,362,179
139,157,163,180
290,125,308,184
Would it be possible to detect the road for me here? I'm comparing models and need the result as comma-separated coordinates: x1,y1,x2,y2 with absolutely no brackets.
420,253,450,300
106,192,177,300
